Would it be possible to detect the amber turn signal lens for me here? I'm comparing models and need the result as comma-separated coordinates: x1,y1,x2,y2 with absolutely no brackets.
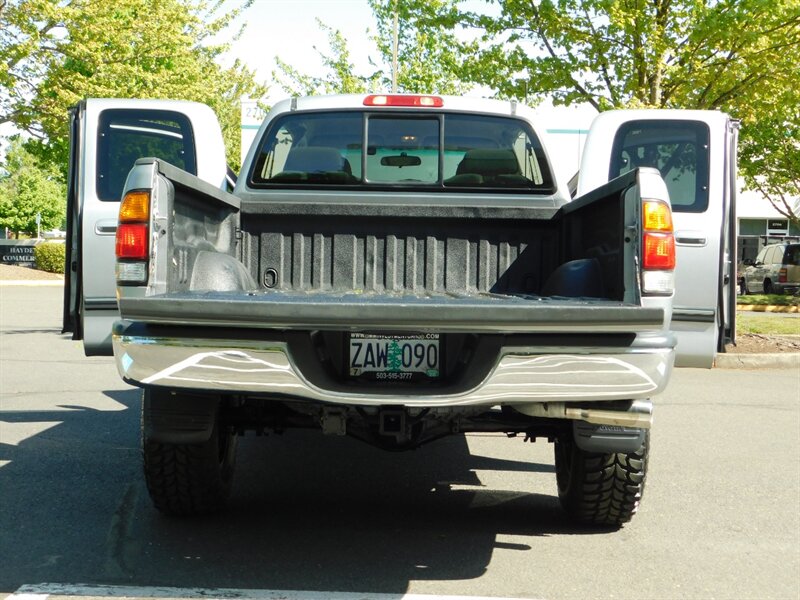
643,200,673,232
119,191,150,223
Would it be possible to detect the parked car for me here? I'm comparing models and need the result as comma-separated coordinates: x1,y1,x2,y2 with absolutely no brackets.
742,242,800,295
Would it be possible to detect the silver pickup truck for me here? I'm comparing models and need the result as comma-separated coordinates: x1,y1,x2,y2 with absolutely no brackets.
63,94,736,526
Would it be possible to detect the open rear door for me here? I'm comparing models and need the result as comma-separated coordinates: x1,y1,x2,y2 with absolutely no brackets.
578,110,738,368
62,102,84,342
720,121,739,354
61,99,227,355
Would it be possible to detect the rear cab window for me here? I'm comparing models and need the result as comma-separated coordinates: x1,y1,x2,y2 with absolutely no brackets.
249,110,554,193
96,109,197,201
609,120,710,213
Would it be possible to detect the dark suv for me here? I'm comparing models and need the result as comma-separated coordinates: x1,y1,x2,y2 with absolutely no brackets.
742,243,800,295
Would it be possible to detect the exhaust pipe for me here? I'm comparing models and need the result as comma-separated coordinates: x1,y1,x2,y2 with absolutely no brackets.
516,399,653,429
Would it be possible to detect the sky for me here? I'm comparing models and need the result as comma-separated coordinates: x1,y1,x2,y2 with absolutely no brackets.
219,0,385,102
0,0,597,177
0,1,380,157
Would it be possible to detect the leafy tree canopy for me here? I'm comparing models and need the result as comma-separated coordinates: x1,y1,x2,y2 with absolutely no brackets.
368,0,474,94
274,18,381,96
0,136,66,235
1,0,268,170
273,1,472,96
398,0,800,221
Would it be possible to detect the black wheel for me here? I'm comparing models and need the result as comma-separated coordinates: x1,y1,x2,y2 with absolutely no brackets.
739,277,748,295
764,279,774,294
141,390,237,516
554,430,649,527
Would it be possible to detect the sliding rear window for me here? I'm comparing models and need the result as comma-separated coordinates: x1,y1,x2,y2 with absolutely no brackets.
249,111,554,192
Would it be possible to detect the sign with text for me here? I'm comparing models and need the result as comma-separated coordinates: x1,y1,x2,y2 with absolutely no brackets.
241,99,268,166
0,240,39,266
767,219,789,237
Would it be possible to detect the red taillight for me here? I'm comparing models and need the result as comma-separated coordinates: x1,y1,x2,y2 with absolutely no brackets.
779,268,787,283
116,224,149,259
640,198,675,296
116,190,151,284
363,94,444,107
642,200,675,270
643,232,676,270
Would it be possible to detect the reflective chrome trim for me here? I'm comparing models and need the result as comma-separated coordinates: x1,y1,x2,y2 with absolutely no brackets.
84,298,118,310
94,219,118,235
113,334,674,407
673,307,716,323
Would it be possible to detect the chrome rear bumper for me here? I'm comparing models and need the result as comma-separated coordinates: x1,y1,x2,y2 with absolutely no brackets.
113,329,675,409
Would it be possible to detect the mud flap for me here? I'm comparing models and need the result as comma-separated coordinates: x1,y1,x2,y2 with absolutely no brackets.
142,388,219,445
573,421,646,454
572,399,651,453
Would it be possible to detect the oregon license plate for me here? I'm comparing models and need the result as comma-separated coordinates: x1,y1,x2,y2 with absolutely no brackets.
349,333,440,381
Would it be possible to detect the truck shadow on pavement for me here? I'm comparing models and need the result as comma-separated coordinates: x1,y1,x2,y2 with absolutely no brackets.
0,388,612,595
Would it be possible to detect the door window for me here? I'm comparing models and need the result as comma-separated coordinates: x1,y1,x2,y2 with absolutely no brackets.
96,109,197,201
609,120,710,213
764,246,778,265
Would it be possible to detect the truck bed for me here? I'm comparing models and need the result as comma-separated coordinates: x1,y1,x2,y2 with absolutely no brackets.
135,160,643,330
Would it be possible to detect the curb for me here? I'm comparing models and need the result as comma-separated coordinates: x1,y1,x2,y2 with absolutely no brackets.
714,352,800,369
737,304,799,313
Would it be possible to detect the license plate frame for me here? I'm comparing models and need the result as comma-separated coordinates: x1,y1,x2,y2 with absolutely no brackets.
347,333,441,382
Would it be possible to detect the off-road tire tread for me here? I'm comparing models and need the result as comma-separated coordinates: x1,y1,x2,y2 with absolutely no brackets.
141,399,235,517
556,432,649,527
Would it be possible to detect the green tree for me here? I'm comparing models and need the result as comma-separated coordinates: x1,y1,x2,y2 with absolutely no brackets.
0,137,66,236
273,2,470,96
738,86,800,226
402,0,800,219
368,0,472,94
273,19,381,96
1,0,268,170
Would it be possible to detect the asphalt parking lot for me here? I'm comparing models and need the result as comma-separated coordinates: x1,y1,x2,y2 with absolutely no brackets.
1,285,798,600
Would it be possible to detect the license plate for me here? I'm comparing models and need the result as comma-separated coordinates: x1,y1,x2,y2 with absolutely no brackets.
349,333,440,381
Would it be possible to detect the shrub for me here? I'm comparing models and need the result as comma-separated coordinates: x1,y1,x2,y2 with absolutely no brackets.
34,242,66,273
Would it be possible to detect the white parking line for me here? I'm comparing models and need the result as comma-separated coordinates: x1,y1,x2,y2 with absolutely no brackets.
9,583,540,600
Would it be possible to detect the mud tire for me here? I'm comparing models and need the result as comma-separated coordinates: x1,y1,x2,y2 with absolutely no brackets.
554,430,649,527
141,391,237,516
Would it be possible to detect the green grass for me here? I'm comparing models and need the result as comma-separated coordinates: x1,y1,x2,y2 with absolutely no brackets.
736,293,800,306
736,313,800,335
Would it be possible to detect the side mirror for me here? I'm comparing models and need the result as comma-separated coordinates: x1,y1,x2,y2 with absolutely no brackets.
742,258,754,266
